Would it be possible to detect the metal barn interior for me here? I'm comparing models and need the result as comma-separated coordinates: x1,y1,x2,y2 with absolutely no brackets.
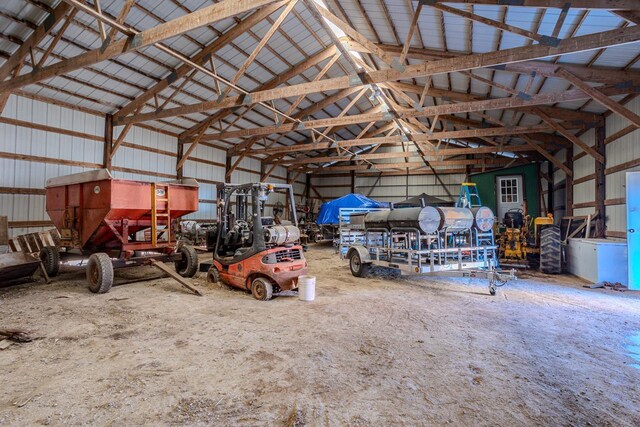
1,1,640,425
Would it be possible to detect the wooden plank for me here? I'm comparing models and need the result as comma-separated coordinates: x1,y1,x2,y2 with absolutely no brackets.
605,157,640,175
0,187,46,195
0,152,101,169
116,24,640,125
0,2,71,80
558,68,640,127
566,147,574,216
0,216,7,246
433,3,558,45
534,108,605,163
114,1,288,119
220,0,295,97
605,123,638,144
309,0,395,66
124,75,640,128
179,46,338,140
595,124,606,237
428,1,639,9
0,0,283,93
148,258,203,296
8,221,55,228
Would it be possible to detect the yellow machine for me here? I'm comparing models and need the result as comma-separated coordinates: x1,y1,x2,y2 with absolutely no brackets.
498,209,560,273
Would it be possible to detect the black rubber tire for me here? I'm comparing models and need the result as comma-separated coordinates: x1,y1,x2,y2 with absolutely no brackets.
39,246,60,277
206,265,220,284
87,253,114,294
251,277,273,301
175,246,199,278
540,225,562,274
349,250,371,278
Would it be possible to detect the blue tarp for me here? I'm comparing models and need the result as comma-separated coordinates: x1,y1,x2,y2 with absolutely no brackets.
316,193,386,225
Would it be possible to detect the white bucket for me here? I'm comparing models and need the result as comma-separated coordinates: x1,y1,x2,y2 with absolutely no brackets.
298,275,316,301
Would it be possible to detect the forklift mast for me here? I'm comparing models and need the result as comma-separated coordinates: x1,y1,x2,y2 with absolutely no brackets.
214,183,298,264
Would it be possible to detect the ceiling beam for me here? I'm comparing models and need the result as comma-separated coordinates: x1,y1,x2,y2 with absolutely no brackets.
114,24,640,125
114,1,288,120
193,82,639,141
0,1,71,80
0,0,283,94
429,1,640,9
431,3,559,46
353,42,640,86
557,68,640,127
181,46,338,140
533,108,605,163
256,124,552,155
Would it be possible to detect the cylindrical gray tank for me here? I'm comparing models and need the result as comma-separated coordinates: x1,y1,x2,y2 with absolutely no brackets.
437,207,474,232
387,206,442,234
264,225,300,245
364,210,391,230
471,206,495,232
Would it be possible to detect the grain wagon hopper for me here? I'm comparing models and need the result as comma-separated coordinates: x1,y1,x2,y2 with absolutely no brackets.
44,169,201,295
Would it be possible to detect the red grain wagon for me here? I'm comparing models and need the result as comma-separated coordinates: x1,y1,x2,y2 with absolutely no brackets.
44,169,200,294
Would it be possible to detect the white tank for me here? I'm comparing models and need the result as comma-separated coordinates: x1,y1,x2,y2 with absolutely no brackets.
436,207,474,232
472,206,495,232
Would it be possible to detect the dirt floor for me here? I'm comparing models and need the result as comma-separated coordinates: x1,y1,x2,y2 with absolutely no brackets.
1,245,640,426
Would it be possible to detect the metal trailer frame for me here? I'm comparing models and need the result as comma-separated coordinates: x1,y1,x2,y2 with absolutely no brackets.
337,207,389,255
345,226,515,295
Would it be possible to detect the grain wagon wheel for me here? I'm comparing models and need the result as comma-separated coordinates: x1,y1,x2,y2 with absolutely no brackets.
87,253,114,294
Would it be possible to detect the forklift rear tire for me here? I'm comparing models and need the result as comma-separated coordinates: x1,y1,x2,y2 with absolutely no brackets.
87,253,113,294
175,246,199,278
349,251,371,278
251,277,273,301
39,246,60,277
540,225,562,274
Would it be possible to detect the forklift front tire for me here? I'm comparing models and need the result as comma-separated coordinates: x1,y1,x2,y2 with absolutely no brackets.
251,277,273,301
207,265,220,284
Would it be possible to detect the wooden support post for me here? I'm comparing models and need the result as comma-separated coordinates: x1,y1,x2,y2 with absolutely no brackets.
305,173,311,201
225,155,232,183
566,146,574,217
104,114,113,170
595,122,606,237
177,143,185,179
350,170,356,194
0,216,8,246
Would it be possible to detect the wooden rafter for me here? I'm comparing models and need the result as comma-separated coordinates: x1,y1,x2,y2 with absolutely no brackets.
0,1,71,112
179,46,337,140
431,3,559,46
429,1,639,9
533,108,605,163
115,24,640,125
220,0,296,98
114,2,288,120
557,68,640,127
186,82,638,141
0,0,283,94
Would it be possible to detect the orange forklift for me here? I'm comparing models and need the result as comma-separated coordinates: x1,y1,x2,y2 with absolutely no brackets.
206,183,308,300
